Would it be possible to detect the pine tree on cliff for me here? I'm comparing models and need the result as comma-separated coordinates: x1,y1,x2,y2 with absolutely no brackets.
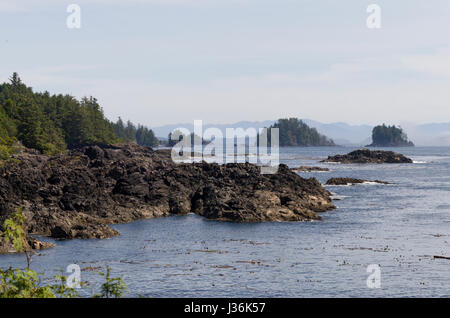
9,72,22,87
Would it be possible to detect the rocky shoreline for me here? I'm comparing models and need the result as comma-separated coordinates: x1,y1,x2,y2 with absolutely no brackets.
0,236,55,254
0,144,335,249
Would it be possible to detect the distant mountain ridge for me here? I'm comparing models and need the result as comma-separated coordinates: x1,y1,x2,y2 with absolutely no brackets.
408,123,450,146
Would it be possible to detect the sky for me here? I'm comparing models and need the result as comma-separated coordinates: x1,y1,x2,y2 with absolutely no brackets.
1,0,450,127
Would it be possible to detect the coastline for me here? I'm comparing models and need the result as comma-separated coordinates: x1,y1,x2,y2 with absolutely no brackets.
0,143,335,252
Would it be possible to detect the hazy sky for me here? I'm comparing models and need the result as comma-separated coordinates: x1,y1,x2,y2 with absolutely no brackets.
1,0,450,127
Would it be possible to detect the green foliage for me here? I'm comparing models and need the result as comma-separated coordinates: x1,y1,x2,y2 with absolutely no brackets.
113,118,136,142
0,137,20,164
0,101,17,138
136,124,158,147
1,207,127,299
370,124,414,147
2,207,26,253
0,73,119,154
265,118,335,147
0,264,129,299
0,208,57,298
1,207,33,268
0,73,162,153
113,118,159,147
94,266,127,298
51,270,80,298
0,268,56,298
0,267,80,298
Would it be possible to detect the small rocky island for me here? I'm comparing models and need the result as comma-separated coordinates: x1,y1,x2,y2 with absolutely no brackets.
291,166,330,172
367,124,414,147
265,118,335,146
0,144,336,248
325,178,389,186
322,149,413,164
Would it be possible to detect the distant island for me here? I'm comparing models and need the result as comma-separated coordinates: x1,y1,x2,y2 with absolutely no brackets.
166,130,207,147
367,124,414,147
322,149,413,164
265,118,335,147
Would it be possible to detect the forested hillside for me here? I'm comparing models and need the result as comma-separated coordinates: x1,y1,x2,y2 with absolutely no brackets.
0,73,158,154
265,118,335,147
112,118,159,148
368,124,414,147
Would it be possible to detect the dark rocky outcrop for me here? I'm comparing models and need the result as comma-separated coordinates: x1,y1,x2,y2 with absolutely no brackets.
291,166,330,172
0,144,335,244
325,178,389,186
321,149,413,164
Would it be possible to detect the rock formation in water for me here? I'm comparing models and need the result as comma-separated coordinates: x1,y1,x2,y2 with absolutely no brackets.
291,166,330,172
0,144,335,245
325,178,389,186
367,124,414,147
321,149,413,164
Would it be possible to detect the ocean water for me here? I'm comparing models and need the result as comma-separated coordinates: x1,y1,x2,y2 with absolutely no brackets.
1,146,449,297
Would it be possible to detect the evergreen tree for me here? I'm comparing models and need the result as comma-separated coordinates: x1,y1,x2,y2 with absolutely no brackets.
112,119,159,147
9,72,22,87
114,117,126,140
0,73,118,154
136,125,158,147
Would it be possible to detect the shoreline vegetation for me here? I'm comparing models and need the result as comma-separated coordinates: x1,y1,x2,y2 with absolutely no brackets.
0,208,127,298
0,73,158,158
